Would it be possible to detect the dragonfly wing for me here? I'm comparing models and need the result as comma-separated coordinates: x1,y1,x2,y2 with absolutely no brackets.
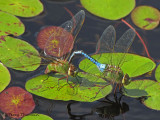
93,25,116,66
79,76,112,97
44,10,85,59
114,29,136,53
79,25,116,72
96,25,116,54
114,29,136,66
61,10,85,37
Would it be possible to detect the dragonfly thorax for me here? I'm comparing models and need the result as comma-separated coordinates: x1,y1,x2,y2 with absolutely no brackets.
45,60,78,77
103,65,130,85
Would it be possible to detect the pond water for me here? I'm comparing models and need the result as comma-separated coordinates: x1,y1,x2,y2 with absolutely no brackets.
2,0,160,120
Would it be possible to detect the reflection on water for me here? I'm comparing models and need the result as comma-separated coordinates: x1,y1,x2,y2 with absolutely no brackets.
67,94,129,120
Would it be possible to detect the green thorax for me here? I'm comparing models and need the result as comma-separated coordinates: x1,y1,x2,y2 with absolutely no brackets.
44,60,78,77
103,65,130,85
45,60,70,74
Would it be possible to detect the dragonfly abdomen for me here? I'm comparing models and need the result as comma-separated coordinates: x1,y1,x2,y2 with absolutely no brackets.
70,50,106,72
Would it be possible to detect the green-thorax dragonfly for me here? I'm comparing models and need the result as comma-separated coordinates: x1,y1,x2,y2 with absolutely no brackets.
2,10,85,80
69,25,136,90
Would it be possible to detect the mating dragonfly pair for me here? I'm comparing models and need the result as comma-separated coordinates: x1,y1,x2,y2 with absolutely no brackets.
4,10,136,94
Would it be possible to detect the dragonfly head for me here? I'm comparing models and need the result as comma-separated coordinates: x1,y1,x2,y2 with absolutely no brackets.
97,63,106,72
68,64,78,77
122,74,131,85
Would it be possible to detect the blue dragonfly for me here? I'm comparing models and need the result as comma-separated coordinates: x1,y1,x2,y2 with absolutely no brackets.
69,25,136,89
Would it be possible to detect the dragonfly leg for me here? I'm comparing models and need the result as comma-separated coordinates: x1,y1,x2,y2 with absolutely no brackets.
114,84,118,94
58,74,75,88
57,75,67,90
119,84,122,91
91,84,110,100
42,74,50,83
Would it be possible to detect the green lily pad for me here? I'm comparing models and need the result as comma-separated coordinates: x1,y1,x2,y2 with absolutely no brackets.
0,36,41,71
79,53,155,77
22,113,53,120
0,87,35,118
80,0,135,20
124,80,160,110
155,64,160,82
0,11,25,36
0,0,43,17
131,6,160,30
25,73,112,102
0,63,10,92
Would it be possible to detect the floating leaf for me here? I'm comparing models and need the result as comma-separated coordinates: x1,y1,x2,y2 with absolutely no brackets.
80,0,135,20
155,64,160,82
0,63,10,92
22,113,53,120
0,36,41,71
131,6,160,30
0,0,43,17
0,11,25,36
0,87,35,118
37,26,73,57
79,53,155,77
124,80,160,110
25,73,112,102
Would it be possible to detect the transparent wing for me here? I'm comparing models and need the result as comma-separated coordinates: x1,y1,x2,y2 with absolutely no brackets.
96,25,116,53
78,72,112,97
44,10,85,60
77,25,116,72
114,29,136,67
94,25,116,65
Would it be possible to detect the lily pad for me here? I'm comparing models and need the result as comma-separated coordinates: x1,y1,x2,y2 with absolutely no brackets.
37,10,85,58
124,80,160,110
0,63,10,92
0,11,25,36
0,36,41,71
37,26,73,57
22,113,53,120
25,73,112,102
80,0,135,20
0,87,35,118
0,0,44,17
155,64,160,82
79,53,156,77
131,6,160,30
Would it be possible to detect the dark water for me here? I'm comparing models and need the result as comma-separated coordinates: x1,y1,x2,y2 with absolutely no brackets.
2,0,160,120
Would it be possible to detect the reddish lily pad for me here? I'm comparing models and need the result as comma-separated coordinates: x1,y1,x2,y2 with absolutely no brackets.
0,11,25,36
80,0,135,20
131,6,160,30
37,26,73,57
0,63,11,92
0,87,35,118
0,0,44,17
37,10,85,58
0,36,41,71
22,113,54,120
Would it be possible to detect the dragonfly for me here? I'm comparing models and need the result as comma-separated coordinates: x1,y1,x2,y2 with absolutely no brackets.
3,10,85,81
1,10,111,99
69,25,136,90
